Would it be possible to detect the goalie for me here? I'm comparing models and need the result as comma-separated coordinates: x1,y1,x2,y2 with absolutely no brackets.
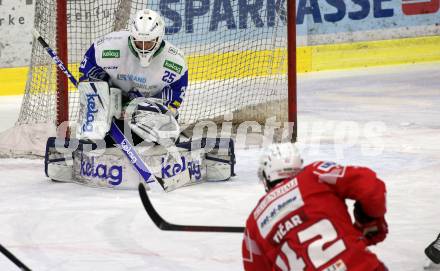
78,8,186,146
44,9,235,191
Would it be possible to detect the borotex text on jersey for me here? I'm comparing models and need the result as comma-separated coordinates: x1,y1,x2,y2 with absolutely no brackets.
117,73,146,84
117,73,149,90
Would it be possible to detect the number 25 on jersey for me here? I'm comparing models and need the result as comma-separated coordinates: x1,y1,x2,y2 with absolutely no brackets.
162,71,176,83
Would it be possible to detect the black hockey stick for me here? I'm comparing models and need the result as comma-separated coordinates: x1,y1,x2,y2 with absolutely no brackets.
425,233,440,264
0,243,31,271
138,183,245,233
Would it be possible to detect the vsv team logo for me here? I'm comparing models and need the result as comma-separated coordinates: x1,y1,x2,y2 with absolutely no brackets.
82,93,98,132
80,155,123,186
161,156,202,181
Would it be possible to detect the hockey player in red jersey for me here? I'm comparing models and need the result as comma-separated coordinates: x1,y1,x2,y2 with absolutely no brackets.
242,143,388,271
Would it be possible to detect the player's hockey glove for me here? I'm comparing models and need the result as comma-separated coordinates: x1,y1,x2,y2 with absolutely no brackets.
353,202,388,246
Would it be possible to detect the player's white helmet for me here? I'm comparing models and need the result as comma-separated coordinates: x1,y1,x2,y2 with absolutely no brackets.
129,9,165,67
258,143,303,192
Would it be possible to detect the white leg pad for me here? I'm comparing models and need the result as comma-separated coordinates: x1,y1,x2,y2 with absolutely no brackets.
47,163,73,182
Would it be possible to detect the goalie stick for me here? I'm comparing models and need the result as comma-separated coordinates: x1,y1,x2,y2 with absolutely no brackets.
0,243,31,271
138,183,245,233
33,29,165,192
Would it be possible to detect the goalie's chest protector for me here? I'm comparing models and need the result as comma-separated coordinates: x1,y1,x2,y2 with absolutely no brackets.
94,31,186,97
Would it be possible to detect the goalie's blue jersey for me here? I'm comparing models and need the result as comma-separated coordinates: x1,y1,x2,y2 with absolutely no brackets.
79,30,188,112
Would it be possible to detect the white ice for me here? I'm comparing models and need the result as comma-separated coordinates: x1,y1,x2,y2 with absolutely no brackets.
1,62,440,270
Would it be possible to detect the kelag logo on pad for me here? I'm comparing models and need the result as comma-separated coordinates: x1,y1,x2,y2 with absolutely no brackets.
161,156,202,181
80,155,123,186
82,93,98,132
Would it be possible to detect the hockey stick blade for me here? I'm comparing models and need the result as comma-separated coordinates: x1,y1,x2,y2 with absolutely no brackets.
138,183,245,233
426,234,440,264
0,243,31,271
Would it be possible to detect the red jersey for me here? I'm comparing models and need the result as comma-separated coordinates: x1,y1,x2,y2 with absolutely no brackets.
242,161,387,271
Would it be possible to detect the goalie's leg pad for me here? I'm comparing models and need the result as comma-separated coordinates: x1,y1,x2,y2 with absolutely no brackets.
45,137,205,190
176,137,235,182
45,137,236,190
45,137,107,183
46,137,144,189
45,137,76,182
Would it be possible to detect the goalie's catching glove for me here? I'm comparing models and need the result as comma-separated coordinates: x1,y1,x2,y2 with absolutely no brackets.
353,202,388,246
126,97,180,146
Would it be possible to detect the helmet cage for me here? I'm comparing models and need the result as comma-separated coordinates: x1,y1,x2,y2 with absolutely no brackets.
130,36,160,56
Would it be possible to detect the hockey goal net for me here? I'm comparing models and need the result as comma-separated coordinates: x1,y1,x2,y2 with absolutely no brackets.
0,0,296,157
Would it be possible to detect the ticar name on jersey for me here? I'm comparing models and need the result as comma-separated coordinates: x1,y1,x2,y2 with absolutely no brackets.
272,214,305,244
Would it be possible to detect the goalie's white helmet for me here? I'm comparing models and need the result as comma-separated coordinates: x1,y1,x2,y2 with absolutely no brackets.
258,143,303,192
129,9,165,67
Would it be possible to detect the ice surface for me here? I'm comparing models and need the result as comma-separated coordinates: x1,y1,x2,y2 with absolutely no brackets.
0,62,439,270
